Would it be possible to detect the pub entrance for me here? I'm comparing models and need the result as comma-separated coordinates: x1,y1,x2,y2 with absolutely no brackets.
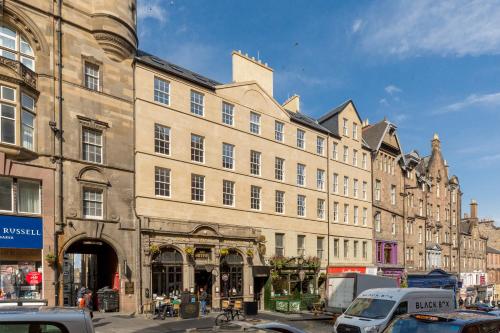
195,268,213,308
63,239,119,309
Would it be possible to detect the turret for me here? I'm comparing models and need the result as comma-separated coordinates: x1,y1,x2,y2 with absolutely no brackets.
91,0,138,61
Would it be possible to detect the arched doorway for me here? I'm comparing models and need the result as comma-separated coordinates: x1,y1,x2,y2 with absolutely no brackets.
151,248,183,297
63,238,119,309
220,250,243,299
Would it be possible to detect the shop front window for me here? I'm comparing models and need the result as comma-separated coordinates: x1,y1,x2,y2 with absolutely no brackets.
0,259,42,300
152,248,183,298
220,250,243,298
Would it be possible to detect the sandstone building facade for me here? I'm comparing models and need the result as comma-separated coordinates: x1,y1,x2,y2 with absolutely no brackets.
134,51,374,310
0,0,138,312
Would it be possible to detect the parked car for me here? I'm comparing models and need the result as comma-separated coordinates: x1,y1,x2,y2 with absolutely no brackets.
0,306,94,333
382,312,500,333
465,303,496,312
334,288,455,333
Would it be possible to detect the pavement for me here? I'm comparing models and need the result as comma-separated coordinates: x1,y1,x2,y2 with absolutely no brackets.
92,310,336,333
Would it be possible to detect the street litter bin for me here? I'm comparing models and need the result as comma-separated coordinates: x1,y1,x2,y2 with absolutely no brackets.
97,287,119,312
244,301,258,315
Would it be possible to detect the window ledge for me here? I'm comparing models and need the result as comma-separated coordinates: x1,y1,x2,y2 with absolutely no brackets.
0,142,38,160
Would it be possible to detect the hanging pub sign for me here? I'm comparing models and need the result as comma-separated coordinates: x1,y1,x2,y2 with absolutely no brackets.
0,215,43,249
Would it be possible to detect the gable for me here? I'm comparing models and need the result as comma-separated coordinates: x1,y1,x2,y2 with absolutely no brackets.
216,82,290,121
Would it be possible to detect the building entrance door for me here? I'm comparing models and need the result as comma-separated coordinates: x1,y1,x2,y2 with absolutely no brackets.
63,239,118,310
195,269,212,308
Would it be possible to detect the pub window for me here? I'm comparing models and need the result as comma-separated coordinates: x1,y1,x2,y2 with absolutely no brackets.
152,248,183,297
220,250,243,298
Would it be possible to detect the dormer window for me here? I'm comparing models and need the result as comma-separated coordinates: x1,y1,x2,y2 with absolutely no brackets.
0,25,35,70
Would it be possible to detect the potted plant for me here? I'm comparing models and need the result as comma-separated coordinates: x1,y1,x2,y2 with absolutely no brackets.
219,248,229,256
185,246,195,257
44,253,57,266
149,244,160,256
246,248,254,258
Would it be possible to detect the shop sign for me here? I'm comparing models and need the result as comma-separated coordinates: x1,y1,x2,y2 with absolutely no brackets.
194,248,211,261
327,266,366,274
0,215,43,249
26,271,42,285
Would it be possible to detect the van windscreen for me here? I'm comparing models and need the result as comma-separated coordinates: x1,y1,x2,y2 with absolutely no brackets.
345,298,396,319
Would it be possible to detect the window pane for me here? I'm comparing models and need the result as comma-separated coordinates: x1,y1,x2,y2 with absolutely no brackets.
20,57,34,71
154,124,170,155
0,34,16,50
18,181,40,214
82,128,103,163
20,36,34,56
21,94,35,111
0,178,12,211
83,188,103,218
191,91,204,116
2,86,15,101
0,323,64,333
1,105,15,144
154,77,170,104
22,110,35,150
155,167,170,197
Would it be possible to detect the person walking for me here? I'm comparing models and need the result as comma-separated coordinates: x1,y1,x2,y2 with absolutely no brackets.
85,290,94,319
199,288,208,316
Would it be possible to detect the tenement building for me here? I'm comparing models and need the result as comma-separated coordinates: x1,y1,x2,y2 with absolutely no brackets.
362,120,405,282
404,134,462,275
0,0,139,312
460,200,489,304
134,51,374,310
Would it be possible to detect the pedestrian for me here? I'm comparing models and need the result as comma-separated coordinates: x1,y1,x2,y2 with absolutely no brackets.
199,288,208,316
77,286,86,307
181,288,190,304
85,290,94,319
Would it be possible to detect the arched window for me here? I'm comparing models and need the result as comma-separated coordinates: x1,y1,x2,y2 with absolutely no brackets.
0,25,35,70
220,250,243,298
152,248,183,297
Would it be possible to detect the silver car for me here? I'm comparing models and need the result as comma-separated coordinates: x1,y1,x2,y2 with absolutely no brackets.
0,306,94,333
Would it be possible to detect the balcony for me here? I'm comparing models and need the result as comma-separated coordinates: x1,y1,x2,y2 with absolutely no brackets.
0,56,38,91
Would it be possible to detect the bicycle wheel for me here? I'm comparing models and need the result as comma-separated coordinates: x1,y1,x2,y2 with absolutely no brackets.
215,313,230,325
234,312,246,321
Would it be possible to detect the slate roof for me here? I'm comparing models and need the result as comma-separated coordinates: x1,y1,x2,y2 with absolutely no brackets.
317,100,352,123
136,50,221,89
487,246,500,254
286,110,331,134
362,120,390,151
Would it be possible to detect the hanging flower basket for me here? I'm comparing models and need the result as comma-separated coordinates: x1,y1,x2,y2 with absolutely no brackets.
149,244,160,256
219,248,229,256
246,248,254,258
44,253,57,266
185,246,195,256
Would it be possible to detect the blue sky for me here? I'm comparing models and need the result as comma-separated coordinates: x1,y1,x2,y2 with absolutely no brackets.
137,0,500,222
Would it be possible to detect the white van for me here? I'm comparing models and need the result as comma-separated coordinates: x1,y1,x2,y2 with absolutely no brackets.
333,288,455,333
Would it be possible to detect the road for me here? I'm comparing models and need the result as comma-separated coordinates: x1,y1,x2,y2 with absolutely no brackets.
92,311,336,333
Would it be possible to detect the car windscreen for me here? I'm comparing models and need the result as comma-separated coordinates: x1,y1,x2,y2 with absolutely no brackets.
384,317,461,333
344,298,396,319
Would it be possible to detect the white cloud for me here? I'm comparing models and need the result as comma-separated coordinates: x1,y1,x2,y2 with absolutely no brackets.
379,98,388,105
479,153,500,162
385,84,402,95
360,0,500,57
441,91,500,113
137,0,169,24
352,19,363,33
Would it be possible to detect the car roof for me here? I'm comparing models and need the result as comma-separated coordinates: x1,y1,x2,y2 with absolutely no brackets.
359,288,453,299
0,306,87,322
404,311,500,325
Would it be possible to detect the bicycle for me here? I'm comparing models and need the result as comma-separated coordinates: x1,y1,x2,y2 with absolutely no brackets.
215,301,246,325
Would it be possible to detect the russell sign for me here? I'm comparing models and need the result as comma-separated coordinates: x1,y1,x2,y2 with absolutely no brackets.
0,215,43,249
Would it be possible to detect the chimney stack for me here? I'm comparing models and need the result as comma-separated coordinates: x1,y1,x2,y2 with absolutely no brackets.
282,94,300,113
470,199,478,219
232,50,274,96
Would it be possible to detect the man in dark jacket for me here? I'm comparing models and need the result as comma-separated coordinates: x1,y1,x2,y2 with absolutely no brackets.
199,288,208,316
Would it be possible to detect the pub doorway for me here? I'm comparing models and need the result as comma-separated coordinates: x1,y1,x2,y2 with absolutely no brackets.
62,239,119,309
195,269,212,308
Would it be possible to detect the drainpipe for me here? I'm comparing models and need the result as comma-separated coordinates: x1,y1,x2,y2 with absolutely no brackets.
54,0,64,306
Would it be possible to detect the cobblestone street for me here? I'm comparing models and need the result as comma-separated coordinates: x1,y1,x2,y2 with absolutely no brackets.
92,311,335,333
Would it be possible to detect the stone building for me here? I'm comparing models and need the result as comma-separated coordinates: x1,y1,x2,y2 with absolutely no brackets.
487,246,500,303
134,51,374,310
0,0,139,312
460,200,488,303
362,120,405,282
